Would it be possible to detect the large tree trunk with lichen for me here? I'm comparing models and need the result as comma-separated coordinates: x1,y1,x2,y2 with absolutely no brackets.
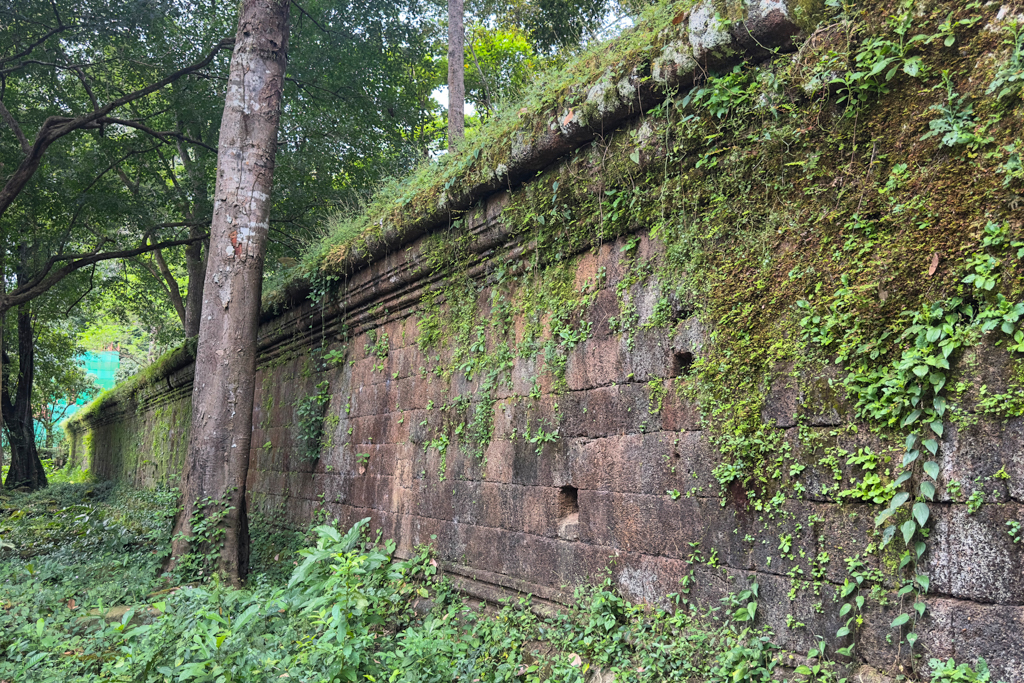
168,0,289,585
447,0,465,151
2,306,46,490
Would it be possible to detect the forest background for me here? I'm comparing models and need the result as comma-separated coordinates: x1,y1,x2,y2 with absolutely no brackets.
0,0,632,486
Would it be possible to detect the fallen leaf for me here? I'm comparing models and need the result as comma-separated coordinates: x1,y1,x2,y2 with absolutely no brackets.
672,10,688,24
563,109,574,126
569,653,582,667
928,252,940,276
67,599,76,610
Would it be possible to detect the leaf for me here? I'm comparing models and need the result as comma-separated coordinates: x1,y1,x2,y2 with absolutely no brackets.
923,461,940,480
916,574,930,593
903,450,920,467
923,439,939,455
840,603,852,616
902,410,923,428
629,150,641,165
914,601,927,617
874,508,895,527
891,492,910,510
930,420,944,438
891,613,910,628
933,395,947,417
912,502,930,527
928,252,940,276
795,666,814,675
913,365,930,378
881,524,897,548
920,481,936,501
894,471,913,486
836,626,851,638
902,519,917,545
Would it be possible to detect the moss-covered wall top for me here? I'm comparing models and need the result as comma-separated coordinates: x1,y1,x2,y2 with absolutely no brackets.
69,0,1024,679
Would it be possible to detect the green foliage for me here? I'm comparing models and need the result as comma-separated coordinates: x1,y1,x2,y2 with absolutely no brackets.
837,447,895,505
987,21,1024,102
170,493,235,584
831,1,932,111
463,24,538,111
364,330,391,372
965,489,985,515
295,380,332,462
921,71,993,150
1,484,836,683
929,657,992,683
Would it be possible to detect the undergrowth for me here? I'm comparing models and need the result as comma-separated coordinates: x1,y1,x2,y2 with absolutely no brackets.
0,483,874,683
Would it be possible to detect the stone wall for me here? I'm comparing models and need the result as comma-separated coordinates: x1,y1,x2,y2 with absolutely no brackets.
66,0,1024,679
67,217,1024,679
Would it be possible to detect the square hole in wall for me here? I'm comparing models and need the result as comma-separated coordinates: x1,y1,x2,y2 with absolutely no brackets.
671,351,694,378
558,485,579,517
558,485,579,541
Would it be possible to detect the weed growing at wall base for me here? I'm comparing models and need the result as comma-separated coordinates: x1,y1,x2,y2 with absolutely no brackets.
0,483,940,683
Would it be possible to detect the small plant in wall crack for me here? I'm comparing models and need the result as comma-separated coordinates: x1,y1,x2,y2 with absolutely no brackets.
296,380,331,462
526,420,559,454
921,71,993,150
364,329,390,372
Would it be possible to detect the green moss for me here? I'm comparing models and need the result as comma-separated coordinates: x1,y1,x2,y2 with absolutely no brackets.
792,0,832,33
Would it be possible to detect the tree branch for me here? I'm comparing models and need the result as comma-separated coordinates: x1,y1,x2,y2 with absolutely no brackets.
149,238,187,329
0,233,208,314
97,116,218,152
0,98,29,154
0,22,71,70
63,263,96,316
0,37,234,220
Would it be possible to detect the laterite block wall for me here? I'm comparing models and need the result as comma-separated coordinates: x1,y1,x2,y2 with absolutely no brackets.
68,0,1024,678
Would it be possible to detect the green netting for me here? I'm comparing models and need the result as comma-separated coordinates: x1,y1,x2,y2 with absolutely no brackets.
41,352,120,443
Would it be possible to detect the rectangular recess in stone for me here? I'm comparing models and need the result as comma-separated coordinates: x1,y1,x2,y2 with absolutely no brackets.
670,350,694,378
558,485,580,540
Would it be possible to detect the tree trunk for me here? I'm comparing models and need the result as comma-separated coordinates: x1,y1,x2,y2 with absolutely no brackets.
169,0,289,585
2,306,46,490
447,0,465,152
0,282,4,480
176,117,213,340
183,231,206,338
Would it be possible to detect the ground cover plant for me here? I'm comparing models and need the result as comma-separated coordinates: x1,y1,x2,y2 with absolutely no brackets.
0,481,860,682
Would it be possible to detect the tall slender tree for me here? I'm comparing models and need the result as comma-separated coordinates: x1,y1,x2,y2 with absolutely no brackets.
168,0,290,585
448,0,465,150
1,304,45,490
